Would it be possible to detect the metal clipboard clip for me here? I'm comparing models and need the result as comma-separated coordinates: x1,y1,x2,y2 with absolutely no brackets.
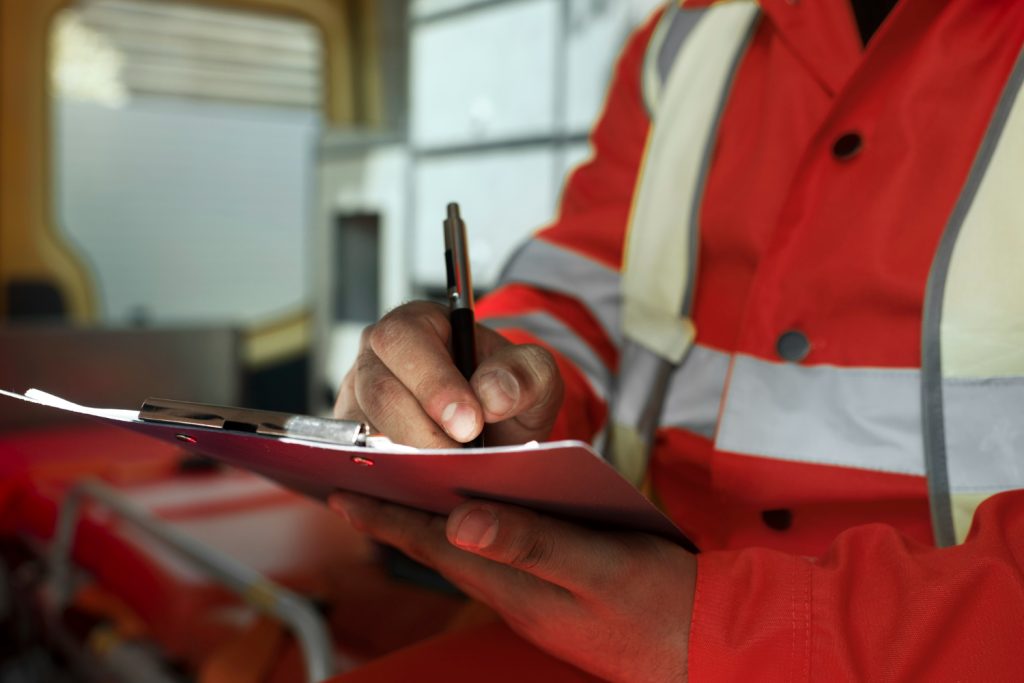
139,397,379,447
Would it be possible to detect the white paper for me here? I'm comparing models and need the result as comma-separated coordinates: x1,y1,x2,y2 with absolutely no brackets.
1,388,139,422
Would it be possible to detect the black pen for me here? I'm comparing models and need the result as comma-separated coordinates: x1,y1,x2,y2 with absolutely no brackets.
443,202,484,448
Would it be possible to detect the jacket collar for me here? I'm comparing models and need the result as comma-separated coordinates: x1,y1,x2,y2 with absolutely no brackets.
681,0,864,96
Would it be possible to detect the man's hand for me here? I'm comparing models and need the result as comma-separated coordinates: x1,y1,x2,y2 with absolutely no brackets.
334,301,564,448
329,493,697,683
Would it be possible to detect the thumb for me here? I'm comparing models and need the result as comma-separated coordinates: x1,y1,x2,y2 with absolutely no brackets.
471,340,563,445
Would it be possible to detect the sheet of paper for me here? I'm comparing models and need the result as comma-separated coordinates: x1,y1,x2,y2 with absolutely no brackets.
1,388,139,422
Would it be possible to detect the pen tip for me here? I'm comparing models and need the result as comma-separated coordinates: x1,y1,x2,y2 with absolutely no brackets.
447,202,460,220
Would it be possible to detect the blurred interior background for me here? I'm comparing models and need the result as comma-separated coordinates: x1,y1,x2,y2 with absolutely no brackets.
1,0,662,421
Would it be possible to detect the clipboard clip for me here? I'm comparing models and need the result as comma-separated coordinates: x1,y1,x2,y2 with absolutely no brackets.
139,397,375,447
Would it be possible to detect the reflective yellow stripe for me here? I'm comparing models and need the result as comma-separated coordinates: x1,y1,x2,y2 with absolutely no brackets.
622,2,758,362
925,45,1024,545
641,2,705,114
951,491,992,544
941,53,1024,379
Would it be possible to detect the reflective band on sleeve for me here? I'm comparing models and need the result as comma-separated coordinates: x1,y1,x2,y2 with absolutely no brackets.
659,344,731,439
498,238,622,349
716,355,926,476
481,311,612,400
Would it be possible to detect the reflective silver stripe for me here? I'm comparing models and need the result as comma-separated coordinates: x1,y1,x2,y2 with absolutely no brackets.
922,45,1024,546
641,2,705,114
497,238,622,349
657,8,704,87
608,340,675,480
717,355,926,476
612,341,674,435
623,2,759,362
944,377,1024,491
660,344,730,439
609,342,729,472
684,354,1024,489
481,312,611,400
614,342,730,440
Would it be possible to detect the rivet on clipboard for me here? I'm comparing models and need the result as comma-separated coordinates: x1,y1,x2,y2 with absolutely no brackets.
176,433,197,444
350,455,375,467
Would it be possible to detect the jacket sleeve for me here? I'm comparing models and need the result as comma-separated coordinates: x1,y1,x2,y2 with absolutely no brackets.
476,9,660,443
688,489,1024,681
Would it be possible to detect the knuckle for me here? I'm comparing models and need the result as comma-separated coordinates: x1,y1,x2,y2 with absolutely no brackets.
399,515,446,566
522,344,557,379
508,532,553,572
371,304,441,357
401,534,431,566
411,371,448,405
358,372,400,420
368,315,403,355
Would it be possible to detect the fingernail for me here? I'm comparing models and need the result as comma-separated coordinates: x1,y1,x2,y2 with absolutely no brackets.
454,508,499,550
478,370,519,417
441,402,478,442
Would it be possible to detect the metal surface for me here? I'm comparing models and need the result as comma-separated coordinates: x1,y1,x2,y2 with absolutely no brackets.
443,203,474,311
140,397,369,446
48,479,335,683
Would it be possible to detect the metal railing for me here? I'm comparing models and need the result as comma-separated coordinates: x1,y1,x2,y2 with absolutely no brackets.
48,478,335,683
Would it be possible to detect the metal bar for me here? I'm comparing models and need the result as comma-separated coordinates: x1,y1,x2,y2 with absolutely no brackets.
411,0,531,26
48,478,334,683
413,132,590,158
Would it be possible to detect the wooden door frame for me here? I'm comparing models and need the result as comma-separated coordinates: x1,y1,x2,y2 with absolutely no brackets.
0,0,357,320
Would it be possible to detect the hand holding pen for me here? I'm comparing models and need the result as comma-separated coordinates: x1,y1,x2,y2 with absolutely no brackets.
333,204,565,449
443,203,484,447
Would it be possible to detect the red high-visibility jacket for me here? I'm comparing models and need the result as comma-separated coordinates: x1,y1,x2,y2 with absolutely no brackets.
473,0,1024,679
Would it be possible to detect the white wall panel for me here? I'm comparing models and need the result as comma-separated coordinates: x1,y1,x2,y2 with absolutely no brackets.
411,0,484,19
413,148,558,289
56,97,317,325
563,0,632,134
411,0,559,148
629,0,666,24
